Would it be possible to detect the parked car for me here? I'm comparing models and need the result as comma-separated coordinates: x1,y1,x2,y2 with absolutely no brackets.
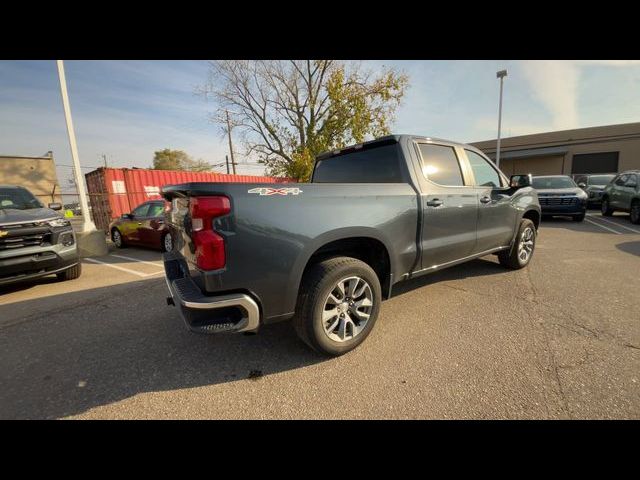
601,170,640,224
531,175,588,221
575,174,616,207
0,185,81,286
109,200,173,251
63,202,82,216
161,135,541,356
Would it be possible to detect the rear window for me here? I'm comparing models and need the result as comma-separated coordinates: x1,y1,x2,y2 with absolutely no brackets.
312,143,403,183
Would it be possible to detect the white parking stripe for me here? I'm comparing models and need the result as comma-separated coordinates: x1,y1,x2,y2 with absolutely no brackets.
587,214,640,234
109,254,164,268
83,257,164,277
584,218,623,234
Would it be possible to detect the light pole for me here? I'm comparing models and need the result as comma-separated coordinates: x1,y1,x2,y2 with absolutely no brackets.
57,60,107,256
57,60,96,233
496,69,508,168
225,110,237,175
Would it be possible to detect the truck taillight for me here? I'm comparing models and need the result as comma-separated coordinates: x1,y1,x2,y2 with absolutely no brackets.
189,196,231,270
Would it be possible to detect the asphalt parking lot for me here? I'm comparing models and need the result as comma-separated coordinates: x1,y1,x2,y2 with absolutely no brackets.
1,211,639,419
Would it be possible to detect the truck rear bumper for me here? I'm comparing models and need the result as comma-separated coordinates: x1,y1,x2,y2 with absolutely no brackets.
163,251,260,334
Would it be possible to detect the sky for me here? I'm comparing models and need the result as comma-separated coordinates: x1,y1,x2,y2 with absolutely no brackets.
1,60,640,194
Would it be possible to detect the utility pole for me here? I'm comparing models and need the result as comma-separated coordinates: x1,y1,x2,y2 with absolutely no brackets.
225,110,237,175
225,155,230,174
100,153,108,168
57,60,96,233
496,69,508,168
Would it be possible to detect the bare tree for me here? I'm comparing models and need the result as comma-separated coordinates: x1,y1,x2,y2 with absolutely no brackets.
198,60,408,180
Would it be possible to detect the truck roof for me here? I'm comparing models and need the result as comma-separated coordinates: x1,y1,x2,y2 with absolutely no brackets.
316,134,483,160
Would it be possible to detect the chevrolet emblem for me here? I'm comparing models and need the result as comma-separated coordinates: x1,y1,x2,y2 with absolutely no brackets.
0,230,7,238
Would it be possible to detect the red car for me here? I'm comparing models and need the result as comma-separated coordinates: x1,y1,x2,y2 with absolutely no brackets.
109,200,172,251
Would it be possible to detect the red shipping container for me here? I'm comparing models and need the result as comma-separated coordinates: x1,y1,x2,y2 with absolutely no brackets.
85,167,290,232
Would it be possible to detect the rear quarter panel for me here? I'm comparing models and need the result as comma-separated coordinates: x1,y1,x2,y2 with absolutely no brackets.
167,182,418,322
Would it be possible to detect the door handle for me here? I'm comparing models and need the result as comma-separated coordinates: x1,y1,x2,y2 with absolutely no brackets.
480,196,492,204
426,199,443,207
138,222,142,225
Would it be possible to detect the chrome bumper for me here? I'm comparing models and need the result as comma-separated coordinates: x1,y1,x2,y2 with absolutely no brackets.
163,252,260,334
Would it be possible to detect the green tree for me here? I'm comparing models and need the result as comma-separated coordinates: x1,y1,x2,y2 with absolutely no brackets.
152,149,213,172
198,60,409,181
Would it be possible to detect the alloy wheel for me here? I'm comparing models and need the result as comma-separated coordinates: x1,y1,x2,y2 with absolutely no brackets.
322,276,373,343
518,226,535,263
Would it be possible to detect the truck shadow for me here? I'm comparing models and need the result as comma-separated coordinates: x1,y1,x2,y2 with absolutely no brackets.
390,257,506,298
0,256,518,419
0,277,326,419
616,240,640,257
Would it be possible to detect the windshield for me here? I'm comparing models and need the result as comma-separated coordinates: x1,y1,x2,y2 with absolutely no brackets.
588,175,615,185
0,187,43,210
532,176,577,189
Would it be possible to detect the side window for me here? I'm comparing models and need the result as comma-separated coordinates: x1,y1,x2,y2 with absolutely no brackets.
626,175,638,187
615,174,629,186
417,144,465,186
147,203,165,217
131,203,150,217
465,149,503,187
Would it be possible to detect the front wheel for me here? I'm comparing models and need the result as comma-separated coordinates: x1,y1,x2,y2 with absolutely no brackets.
631,201,640,225
56,262,82,281
573,212,586,222
293,257,381,356
111,228,126,248
498,219,536,269
601,198,614,216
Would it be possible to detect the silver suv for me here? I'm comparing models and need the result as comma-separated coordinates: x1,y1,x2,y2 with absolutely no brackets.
0,185,81,286
601,171,640,224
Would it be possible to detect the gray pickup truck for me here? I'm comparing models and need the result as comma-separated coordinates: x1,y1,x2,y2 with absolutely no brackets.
162,135,540,355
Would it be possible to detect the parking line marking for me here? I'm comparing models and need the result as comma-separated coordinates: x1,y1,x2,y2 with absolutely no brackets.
586,214,640,234
83,257,164,277
109,254,164,268
584,218,623,234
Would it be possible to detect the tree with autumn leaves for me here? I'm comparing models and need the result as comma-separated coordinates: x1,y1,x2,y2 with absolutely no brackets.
199,60,409,181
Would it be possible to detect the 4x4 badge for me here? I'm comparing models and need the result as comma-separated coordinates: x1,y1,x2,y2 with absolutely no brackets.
248,187,302,196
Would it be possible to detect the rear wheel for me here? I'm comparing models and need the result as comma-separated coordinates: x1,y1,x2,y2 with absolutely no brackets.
498,219,536,270
111,228,126,248
161,232,173,252
601,198,614,216
56,262,82,281
631,201,640,225
293,256,381,356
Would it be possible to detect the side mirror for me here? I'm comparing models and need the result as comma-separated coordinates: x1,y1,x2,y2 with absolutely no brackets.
48,202,62,211
578,182,587,188
122,213,133,219
510,174,532,189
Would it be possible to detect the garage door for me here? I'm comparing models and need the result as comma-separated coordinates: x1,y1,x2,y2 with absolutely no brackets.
571,152,619,174
499,155,565,176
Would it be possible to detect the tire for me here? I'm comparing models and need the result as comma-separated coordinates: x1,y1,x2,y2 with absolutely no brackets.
573,212,586,222
111,228,126,248
161,232,173,252
631,201,640,225
498,219,536,270
601,198,614,216
56,262,82,281
293,256,381,356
